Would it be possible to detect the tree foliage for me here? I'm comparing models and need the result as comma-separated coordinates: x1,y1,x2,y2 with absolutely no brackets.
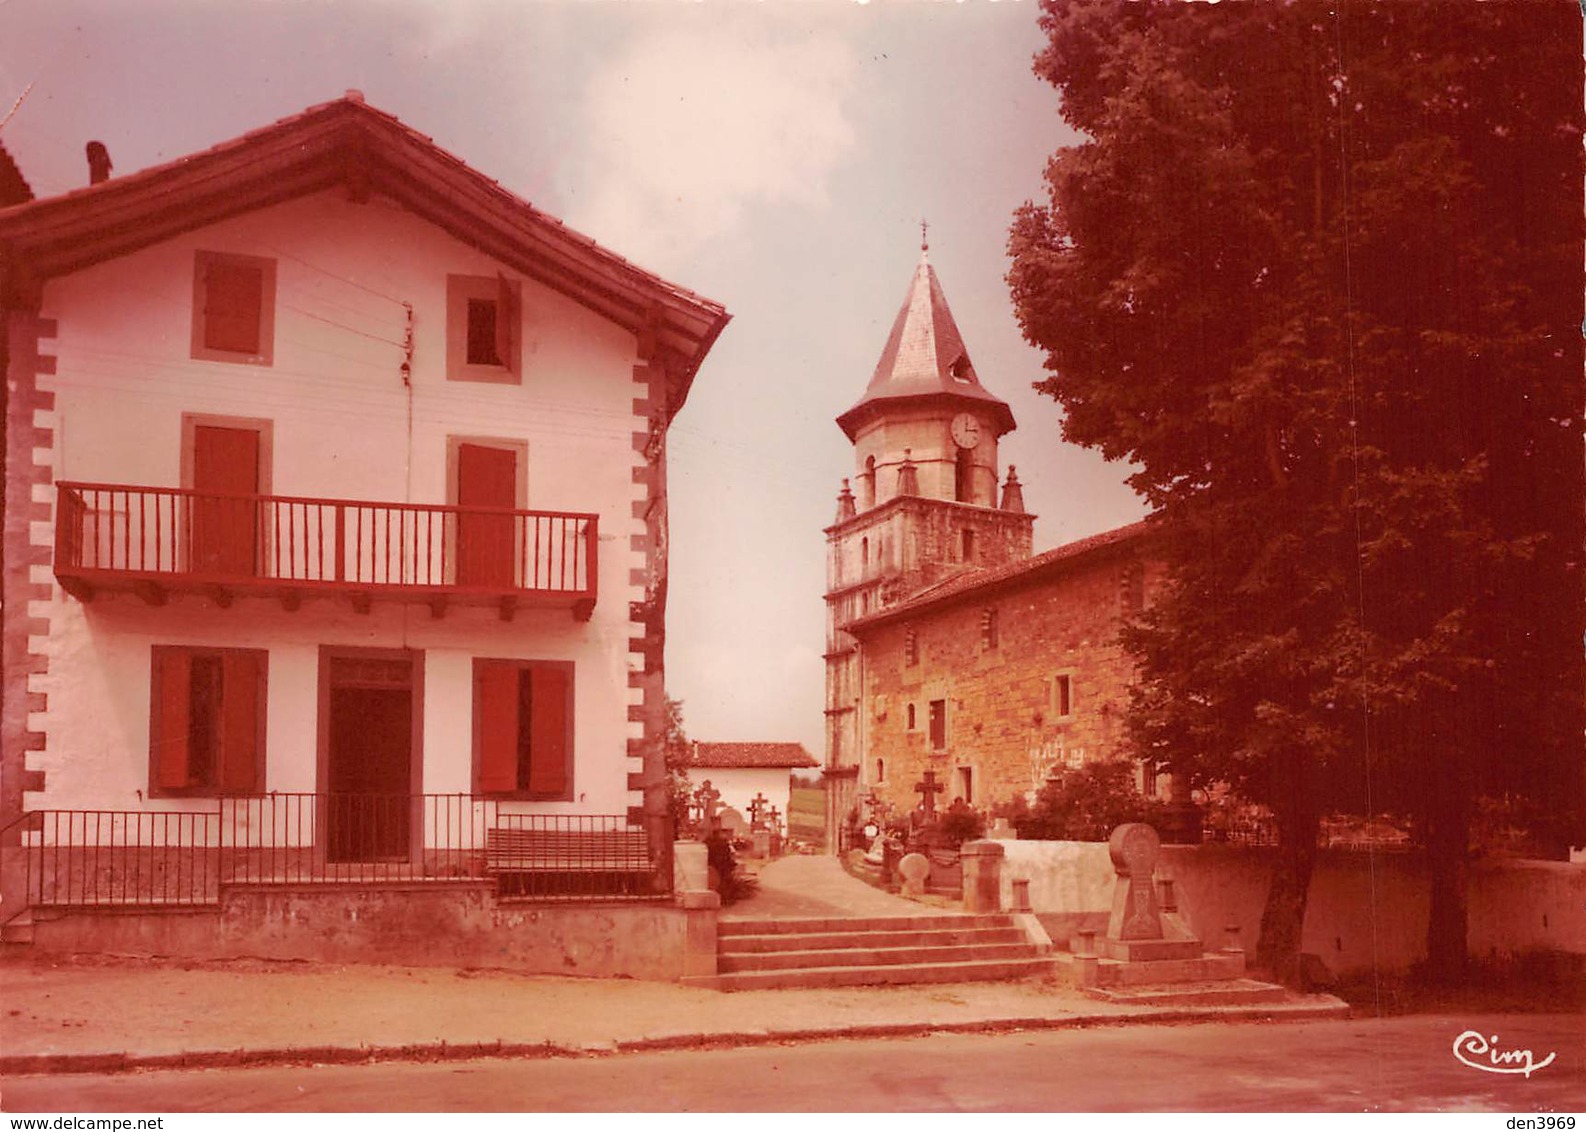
1008,0,1583,981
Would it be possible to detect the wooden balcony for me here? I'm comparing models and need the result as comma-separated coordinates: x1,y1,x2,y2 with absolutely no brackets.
53,482,598,620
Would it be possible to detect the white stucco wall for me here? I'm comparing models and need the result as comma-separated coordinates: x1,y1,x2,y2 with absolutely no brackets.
684,767,796,826
29,190,647,817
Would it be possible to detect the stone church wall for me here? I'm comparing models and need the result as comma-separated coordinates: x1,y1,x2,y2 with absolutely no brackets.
859,541,1163,816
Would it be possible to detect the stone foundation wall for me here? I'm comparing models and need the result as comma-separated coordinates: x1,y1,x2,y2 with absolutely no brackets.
26,883,702,981
1000,839,1586,975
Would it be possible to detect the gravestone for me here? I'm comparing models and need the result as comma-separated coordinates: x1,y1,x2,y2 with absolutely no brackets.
914,770,945,815
717,806,748,840
897,852,931,897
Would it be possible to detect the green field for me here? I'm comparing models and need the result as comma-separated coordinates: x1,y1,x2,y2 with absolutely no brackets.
786,786,826,850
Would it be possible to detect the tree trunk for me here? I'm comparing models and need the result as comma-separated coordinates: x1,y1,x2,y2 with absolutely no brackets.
1424,772,1471,983
1256,756,1321,985
1255,813,1319,984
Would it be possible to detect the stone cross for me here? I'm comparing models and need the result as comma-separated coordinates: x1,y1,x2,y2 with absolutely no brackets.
748,792,769,828
914,769,945,815
1107,823,1165,941
694,780,722,836
767,805,781,833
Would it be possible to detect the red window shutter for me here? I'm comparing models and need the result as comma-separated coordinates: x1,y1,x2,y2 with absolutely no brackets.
219,652,262,793
527,666,569,797
154,650,193,789
494,274,516,370
478,662,521,793
204,261,264,354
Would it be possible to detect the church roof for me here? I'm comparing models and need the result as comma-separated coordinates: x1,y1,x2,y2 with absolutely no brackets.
836,245,1016,441
845,519,1154,633
687,742,820,769
0,93,729,411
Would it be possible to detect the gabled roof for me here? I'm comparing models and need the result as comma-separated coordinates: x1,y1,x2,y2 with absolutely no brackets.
687,742,820,770
0,141,32,207
0,93,729,410
837,245,1015,440
846,519,1153,633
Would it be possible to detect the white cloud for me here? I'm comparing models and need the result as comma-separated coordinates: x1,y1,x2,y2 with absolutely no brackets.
570,22,857,273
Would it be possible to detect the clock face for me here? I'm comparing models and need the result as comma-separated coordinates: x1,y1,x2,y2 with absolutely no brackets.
950,413,981,449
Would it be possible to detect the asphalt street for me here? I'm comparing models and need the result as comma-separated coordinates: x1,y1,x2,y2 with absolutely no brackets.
4,1014,1581,1112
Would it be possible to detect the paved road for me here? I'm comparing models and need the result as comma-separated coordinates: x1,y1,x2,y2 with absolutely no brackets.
3,1015,1580,1112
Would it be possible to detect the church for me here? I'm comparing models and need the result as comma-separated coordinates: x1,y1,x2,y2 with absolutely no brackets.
822,239,1165,848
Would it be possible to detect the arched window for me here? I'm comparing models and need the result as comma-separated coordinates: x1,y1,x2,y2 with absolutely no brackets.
861,536,869,575
875,758,885,783
906,703,917,730
863,455,877,508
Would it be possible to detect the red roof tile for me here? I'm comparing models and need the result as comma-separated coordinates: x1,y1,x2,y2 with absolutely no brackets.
0,95,729,401
688,742,820,769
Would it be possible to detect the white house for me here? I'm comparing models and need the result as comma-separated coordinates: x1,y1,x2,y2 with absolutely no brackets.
0,95,729,973
684,742,820,831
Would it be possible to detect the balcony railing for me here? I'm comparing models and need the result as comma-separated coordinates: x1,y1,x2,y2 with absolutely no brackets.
3,796,667,907
54,483,597,619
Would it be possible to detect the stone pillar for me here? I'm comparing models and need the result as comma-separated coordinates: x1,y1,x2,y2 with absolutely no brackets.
960,839,1005,914
673,841,718,979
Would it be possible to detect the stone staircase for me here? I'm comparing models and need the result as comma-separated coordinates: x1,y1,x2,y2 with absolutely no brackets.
694,913,1052,991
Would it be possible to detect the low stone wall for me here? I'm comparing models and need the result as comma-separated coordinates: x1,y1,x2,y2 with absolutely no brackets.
26,882,700,981
999,840,1586,975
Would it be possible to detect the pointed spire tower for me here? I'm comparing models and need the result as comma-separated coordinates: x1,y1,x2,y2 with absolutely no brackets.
821,233,1035,850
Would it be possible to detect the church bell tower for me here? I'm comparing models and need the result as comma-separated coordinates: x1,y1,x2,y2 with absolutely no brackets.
822,235,1033,849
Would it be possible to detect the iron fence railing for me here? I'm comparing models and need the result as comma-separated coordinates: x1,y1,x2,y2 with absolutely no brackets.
5,795,666,909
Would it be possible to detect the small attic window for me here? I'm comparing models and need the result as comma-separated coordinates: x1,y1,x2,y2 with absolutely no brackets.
191,251,276,365
949,356,972,383
448,274,520,383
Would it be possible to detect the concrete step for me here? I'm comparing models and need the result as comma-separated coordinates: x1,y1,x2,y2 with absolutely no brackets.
697,955,1056,992
719,914,1012,937
719,941,1040,974
722,925,1027,954
1082,979,1292,1008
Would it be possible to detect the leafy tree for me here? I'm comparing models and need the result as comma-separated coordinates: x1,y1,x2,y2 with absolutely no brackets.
1008,0,1583,982
661,696,694,836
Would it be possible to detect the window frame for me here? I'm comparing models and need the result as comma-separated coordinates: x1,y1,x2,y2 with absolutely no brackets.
1051,672,1076,721
471,657,575,801
148,644,267,798
928,698,948,751
191,251,277,366
447,273,522,384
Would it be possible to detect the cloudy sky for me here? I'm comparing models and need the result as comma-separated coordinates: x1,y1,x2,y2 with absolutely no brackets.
0,0,1146,759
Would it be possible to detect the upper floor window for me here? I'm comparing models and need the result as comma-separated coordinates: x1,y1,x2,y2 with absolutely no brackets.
191,251,276,365
904,626,919,667
981,607,999,650
448,274,521,383
150,645,266,796
1052,673,1075,720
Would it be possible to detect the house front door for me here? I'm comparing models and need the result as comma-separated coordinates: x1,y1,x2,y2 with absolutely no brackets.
456,443,517,588
323,652,416,864
191,424,260,576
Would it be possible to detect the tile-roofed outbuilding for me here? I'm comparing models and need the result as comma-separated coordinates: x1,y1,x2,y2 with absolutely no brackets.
0,93,728,415
846,519,1154,633
836,243,1015,441
687,742,820,769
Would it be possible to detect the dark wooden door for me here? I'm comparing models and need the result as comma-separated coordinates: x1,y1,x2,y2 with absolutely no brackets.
456,443,517,588
324,654,415,863
192,425,260,576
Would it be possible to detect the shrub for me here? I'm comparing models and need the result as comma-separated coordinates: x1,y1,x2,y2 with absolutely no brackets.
935,806,987,848
706,830,757,905
1004,759,1166,841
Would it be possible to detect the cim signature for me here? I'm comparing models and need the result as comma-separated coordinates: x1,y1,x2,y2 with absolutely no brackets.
1452,1031,1558,1078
